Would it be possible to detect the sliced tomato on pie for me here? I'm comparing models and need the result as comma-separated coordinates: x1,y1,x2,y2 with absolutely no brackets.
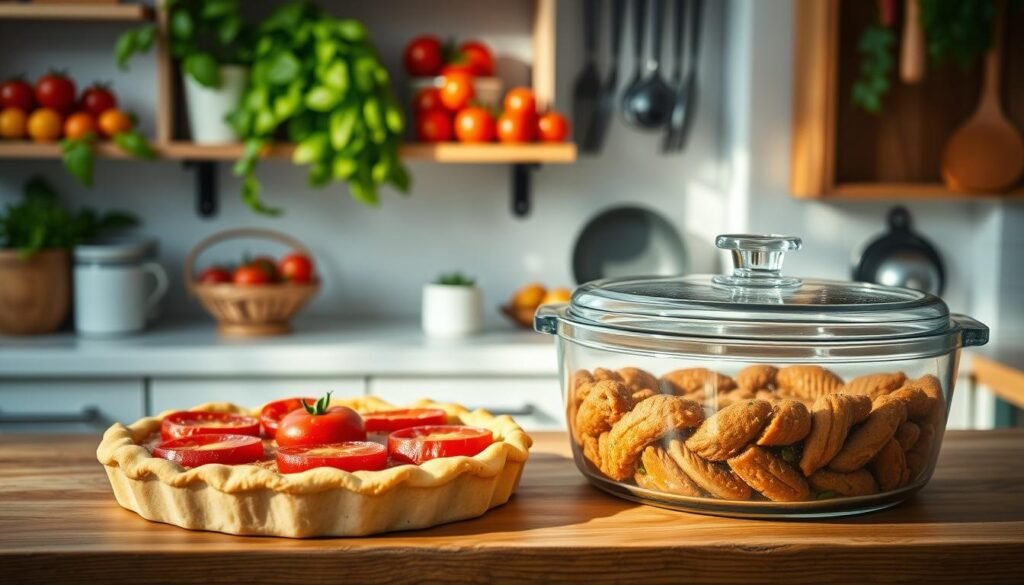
259,397,316,438
276,442,388,474
152,434,264,467
388,425,494,465
362,408,448,433
161,411,260,441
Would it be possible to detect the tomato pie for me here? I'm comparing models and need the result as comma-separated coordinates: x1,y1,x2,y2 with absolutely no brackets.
97,395,532,537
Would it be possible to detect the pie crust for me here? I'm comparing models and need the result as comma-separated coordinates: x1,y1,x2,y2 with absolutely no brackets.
97,396,532,537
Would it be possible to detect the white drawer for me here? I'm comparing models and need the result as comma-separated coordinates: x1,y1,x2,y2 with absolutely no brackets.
0,379,144,433
368,376,564,430
149,378,367,414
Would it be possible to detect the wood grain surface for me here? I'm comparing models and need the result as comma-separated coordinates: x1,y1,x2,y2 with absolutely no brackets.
2,431,1024,584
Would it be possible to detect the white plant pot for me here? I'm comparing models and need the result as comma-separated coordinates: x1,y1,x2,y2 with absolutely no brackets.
421,284,482,338
183,65,248,144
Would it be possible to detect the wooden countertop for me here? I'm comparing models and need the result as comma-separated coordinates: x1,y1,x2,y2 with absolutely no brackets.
2,431,1024,584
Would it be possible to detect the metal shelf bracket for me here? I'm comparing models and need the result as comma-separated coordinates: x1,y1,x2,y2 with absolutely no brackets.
511,163,541,218
185,160,218,218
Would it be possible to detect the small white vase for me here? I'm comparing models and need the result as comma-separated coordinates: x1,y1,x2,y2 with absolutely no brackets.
421,284,482,338
183,65,248,144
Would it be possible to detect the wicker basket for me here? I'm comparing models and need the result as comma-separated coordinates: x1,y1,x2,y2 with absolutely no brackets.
185,228,320,337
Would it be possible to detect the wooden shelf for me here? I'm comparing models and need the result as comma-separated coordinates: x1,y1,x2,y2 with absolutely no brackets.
0,2,152,22
0,141,135,159
804,182,1024,201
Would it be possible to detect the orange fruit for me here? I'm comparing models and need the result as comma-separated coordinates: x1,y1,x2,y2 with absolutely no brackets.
511,283,546,309
0,107,27,139
63,112,97,140
26,108,62,142
97,108,133,138
540,287,571,305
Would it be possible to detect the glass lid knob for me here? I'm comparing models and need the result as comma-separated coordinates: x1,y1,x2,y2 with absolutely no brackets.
712,234,803,289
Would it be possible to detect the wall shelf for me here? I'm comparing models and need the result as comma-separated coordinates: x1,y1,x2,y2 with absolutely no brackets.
0,3,153,22
0,141,134,159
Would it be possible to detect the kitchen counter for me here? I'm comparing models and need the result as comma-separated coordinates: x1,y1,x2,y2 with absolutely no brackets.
2,431,1023,584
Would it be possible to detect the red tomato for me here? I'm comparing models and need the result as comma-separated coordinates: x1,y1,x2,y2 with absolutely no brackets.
503,87,536,117
34,72,76,113
232,265,270,286
152,434,264,468
497,112,538,144
80,83,118,117
411,87,445,114
537,112,570,142
276,393,367,448
454,107,495,143
440,62,474,76
363,409,448,434
260,397,316,438
388,425,494,465
279,253,314,284
440,71,474,111
197,266,233,284
458,40,495,76
276,442,387,474
161,411,261,441
416,109,453,142
247,256,280,281
404,35,444,77
0,78,34,111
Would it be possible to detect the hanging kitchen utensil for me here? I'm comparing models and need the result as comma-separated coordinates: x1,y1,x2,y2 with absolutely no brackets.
663,0,701,152
853,206,945,296
572,205,689,284
622,0,674,130
574,0,602,148
899,0,926,84
941,0,1024,193
620,0,648,125
584,0,626,153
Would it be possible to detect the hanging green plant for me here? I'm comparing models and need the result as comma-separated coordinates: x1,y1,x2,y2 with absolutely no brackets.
228,1,409,215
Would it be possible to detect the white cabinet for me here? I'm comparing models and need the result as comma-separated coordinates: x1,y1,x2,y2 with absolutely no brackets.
149,378,367,414
368,376,564,430
0,379,144,433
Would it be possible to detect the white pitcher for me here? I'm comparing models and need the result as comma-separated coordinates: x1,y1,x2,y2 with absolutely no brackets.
73,238,168,336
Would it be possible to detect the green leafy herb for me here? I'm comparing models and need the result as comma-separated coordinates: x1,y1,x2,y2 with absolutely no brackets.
435,272,477,286
851,24,895,114
60,135,97,187
114,130,156,160
779,445,802,465
919,0,995,68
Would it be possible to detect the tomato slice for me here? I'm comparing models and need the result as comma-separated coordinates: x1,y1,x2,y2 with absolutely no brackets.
363,408,448,433
388,425,494,465
161,411,260,441
276,442,387,474
260,397,315,438
152,434,264,467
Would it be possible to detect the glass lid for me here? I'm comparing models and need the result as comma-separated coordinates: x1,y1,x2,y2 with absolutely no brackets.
566,234,952,341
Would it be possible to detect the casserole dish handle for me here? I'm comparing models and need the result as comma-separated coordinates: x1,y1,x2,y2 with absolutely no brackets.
534,303,568,335
953,314,989,348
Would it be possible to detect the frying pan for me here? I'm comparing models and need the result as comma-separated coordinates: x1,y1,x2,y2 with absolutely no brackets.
853,207,945,296
572,205,689,284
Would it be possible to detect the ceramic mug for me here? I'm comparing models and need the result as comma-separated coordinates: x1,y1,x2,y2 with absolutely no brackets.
74,261,168,336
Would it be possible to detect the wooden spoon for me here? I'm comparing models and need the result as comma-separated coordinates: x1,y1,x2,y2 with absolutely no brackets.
899,0,926,84
941,0,1024,193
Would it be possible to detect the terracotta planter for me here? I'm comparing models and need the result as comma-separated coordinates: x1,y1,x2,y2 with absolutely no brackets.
0,249,70,335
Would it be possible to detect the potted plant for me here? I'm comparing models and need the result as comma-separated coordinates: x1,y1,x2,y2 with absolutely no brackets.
116,0,252,144
421,272,482,338
0,177,137,335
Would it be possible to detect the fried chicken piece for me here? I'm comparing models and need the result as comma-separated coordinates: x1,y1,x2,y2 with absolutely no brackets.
894,421,921,451
619,367,659,394
581,434,603,469
736,365,778,392
572,368,624,410
601,395,705,481
572,369,595,391
756,389,780,403
829,396,908,472
574,380,633,443
756,399,812,446
776,365,844,400
799,393,872,476
631,389,657,405
711,388,756,409
685,399,773,461
888,385,935,420
666,439,752,500
634,445,704,497
871,438,910,491
808,468,878,497
843,372,907,400
660,368,737,395
728,445,810,502
906,422,935,480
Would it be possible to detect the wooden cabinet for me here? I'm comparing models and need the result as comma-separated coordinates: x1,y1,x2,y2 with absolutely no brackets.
0,379,144,433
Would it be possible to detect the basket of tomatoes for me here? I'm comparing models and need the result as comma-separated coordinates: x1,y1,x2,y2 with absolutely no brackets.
185,228,319,337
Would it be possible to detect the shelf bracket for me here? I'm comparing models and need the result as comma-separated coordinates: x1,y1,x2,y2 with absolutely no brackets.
511,163,540,218
185,160,218,218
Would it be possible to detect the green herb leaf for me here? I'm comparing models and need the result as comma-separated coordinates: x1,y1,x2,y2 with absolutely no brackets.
184,52,221,88
170,9,194,40
60,137,95,187
114,130,156,160
435,272,477,286
266,50,301,85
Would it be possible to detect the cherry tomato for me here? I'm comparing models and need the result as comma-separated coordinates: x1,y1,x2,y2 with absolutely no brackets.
260,397,316,438
34,72,76,113
537,111,570,142
404,35,444,77
388,425,494,465
440,62,474,76
276,442,387,474
152,434,264,468
497,112,537,144
503,87,536,117
197,266,232,284
26,108,62,143
363,408,448,434
246,256,280,282
0,108,27,139
416,109,453,142
97,109,133,138
411,87,445,114
279,253,314,284
232,265,270,286
0,78,34,111
161,411,261,441
63,112,96,140
454,107,495,143
80,84,118,117
276,392,367,448
458,40,495,76
440,71,474,111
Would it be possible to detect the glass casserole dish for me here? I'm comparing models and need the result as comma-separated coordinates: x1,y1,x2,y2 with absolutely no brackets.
535,235,989,518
